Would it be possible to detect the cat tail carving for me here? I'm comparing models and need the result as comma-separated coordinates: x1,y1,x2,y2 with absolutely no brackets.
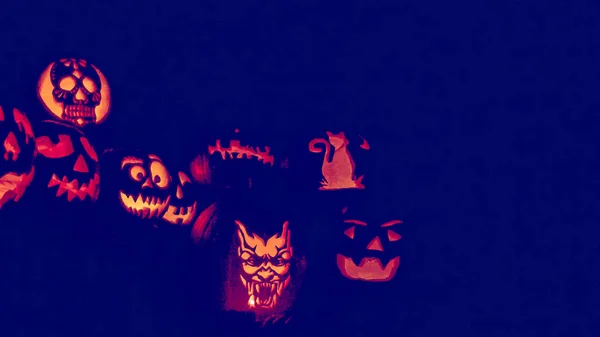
308,138,333,164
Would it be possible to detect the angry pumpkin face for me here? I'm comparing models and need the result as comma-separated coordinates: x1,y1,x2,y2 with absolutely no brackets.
0,106,36,209
235,220,293,309
119,154,172,219
34,120,100,202
336,205,403,282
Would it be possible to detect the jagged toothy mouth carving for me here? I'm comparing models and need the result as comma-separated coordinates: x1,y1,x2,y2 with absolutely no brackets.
47,173,100,202
336,254,400,282
162,201,197,225
119,191,170,219
208,140,274,166
241,276,290,309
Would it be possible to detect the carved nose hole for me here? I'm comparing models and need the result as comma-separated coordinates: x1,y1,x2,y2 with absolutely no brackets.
141,177,153,189
176,186,183,199
73,154,89,173
366,236,384,251
257,270,274,281
74,89,86,102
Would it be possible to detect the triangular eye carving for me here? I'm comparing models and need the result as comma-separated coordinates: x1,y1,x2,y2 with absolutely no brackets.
388,230,401,242
343,226,355,239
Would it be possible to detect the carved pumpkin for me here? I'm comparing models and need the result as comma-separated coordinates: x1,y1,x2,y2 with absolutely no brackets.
219,191,305,321
34,120,100,202
161,171,197,225
37,58,111,127
336,204,403,282
118,154,172,219
0,106,36,209
191,128,285,190
308,131,370,190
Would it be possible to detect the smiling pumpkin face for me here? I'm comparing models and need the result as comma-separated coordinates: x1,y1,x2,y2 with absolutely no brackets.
161,171,197,225
119,154,172,219
34,120,100,203
336,205,403,282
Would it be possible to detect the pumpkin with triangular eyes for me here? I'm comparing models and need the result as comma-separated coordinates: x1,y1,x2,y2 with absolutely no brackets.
0,105,36,210
336,204,403,282
34,120,100,203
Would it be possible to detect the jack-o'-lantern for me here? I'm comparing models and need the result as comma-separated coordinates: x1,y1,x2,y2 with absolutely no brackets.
336,205,403,282
161,171,197,225
34,120,100,202
230,220,293,310
191,128,285,190
119,154,172,219
37,58,111,127
0,106,36,209
308,131,370,190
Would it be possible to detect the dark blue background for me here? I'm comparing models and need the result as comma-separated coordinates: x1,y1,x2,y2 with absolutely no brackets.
0,0,597,336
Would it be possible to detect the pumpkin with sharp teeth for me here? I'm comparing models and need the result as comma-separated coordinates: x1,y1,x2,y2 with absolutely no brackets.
0,105,36,210
118,154,172,220
161,171,198,225
33,120,100,203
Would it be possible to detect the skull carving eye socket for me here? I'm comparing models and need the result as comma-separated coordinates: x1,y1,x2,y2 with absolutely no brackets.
150,161,169,189
82,77,96,92
59,77,76,91
129,165,146,182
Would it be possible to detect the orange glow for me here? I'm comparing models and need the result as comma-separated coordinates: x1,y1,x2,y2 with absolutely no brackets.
336,255,400,282
80,137,98,161
3,132,20,161
12,108,34,144
190,154,211,184
47,172,100,202
161,171,197,225
35,135,74,158
37,59,111,126
308,131,365,190
191,202,218,243
366,237,384,251
208,139,274,166
0,167,35,209
387,230,401,242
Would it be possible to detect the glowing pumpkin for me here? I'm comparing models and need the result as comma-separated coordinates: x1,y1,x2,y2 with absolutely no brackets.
34,120,100,203
0,105,36,209
336,204,402,282
161,171,197,225
118,154,172,219
308,131,370,190
37,58,111,127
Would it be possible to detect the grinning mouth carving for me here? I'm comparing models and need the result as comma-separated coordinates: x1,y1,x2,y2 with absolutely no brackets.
119,191,170,219
47,173,99,202
208,140,274,166
162,201,197,225
336,254,400,282
0,168,35,209
240,277,291,309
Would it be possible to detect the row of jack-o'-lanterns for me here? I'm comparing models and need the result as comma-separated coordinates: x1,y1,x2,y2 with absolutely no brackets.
2,57,404,322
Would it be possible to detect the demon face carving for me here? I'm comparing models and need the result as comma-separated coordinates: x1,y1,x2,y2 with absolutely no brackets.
0,106,36,209
34,120,100,202
37,58,111,127
236,220,293,309
119,154,172,219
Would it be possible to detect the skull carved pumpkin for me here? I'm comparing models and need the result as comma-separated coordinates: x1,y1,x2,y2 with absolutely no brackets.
161,171,197,225
37,58,111,127
336,204,403,282
119,154,172,219
0,106,36,209
34,120,100,202
308,131,370,190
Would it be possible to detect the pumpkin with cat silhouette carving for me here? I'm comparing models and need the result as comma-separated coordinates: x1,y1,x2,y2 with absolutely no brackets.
307,131,371,191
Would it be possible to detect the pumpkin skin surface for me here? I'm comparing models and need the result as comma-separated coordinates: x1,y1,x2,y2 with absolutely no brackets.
0,105,36,210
